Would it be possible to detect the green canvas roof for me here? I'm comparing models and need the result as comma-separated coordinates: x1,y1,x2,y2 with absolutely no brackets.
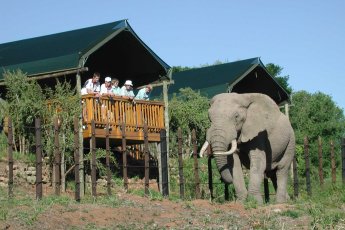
152,57,289,104
0,19,170,85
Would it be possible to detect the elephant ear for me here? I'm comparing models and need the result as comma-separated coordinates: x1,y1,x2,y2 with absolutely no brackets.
240,94,280,143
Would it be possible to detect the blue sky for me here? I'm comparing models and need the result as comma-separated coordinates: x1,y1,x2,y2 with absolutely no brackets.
1,0,344,111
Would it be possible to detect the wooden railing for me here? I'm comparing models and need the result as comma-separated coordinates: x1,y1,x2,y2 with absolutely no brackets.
82,95,165,142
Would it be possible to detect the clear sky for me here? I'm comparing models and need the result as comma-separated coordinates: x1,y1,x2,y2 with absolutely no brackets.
1,0,344,111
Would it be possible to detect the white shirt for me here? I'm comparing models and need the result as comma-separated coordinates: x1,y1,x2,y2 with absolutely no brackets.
120,86,135,97
100,83,113,95
81,79,100,95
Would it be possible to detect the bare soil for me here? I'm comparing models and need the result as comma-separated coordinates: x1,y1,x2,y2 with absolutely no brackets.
0,159,312,229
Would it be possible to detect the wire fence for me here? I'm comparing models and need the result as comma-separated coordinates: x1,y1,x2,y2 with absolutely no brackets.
1,117,345,203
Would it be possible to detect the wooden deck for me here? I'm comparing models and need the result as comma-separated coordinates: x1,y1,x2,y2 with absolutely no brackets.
82,95,165,143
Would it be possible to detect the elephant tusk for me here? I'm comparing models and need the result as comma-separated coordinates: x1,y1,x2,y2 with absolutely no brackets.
199,141,209,157
213,139,237,156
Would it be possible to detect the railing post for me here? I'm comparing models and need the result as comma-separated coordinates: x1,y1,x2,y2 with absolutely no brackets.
293,155,299,199
74,117,80,202
304,136,311,196
342,137,345,185
177,128,184,199
54,117,61,196
144,122,150,195
121,122,128,191
7,117,13,198
318,136,324,186
91,120,97,197
160,129,169,197
330,140,336,184
35,118,43,200
106,121,111,196
192,129,200,199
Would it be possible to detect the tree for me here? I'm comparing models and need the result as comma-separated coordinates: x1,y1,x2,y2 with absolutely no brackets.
169,88,210,156
265,63,292,94
290,90,345,176
4,70,46,153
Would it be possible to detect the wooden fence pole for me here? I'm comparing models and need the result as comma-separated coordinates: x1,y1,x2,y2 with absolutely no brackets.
264,178,269,203
144,122,150,195
54,117,61,196
73,117,80,202
160,129,169,196
207,146,214,200
7,117,13,198
293,155,299,199
35,118,43,200
177,128,185,199
342,137,345,185
91,120,97,197
304,136,311,196
318,136,324,186
192,129,201,199
224,183,229,201
106,122,111,196
330,140,336,184
121,122,128,191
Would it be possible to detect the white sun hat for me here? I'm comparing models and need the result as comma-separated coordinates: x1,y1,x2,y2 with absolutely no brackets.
105,77,112,82
124,80,133,86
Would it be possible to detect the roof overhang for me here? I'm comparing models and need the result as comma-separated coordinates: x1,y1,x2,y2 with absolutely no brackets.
229,64,290,105
0,20,170,87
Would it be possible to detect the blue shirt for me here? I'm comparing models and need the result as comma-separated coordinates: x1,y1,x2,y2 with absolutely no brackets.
112,86,121,96
135,88,150,100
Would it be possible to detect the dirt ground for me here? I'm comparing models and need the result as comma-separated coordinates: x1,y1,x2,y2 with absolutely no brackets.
0,159,313,230
0,184,312,230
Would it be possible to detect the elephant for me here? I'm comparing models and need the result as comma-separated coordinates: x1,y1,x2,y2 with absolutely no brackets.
200,93,295,204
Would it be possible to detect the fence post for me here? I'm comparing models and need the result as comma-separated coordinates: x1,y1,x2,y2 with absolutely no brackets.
304,136,311,196
192,129,201,199
91,120,97,197
35,118,43,200
207,146,213,200
105,122,111,196
7,117,13,198
54,117,61,196
318,136,324,186
293,155,299,199
160,129,169,196
342,137,345,185
264,178,269,203
330,140,336,184
121,122,128,191
74,117,80,202
144,122,150,195
177,128,185,199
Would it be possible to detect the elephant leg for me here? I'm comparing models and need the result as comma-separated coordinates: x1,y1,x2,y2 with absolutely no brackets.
232,153,247,201
276,138,295,203
248,150,266,204
276,168,289,203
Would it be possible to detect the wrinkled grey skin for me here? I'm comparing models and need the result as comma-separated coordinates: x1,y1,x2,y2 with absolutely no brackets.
206,93,295,204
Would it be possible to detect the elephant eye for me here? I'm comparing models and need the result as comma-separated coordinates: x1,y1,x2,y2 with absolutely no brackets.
234,113,239,120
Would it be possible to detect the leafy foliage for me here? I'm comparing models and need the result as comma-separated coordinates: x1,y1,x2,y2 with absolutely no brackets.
2,69,83,185
265,63,292,94
290,90,345,176
169,88,210,156
4,70,45,151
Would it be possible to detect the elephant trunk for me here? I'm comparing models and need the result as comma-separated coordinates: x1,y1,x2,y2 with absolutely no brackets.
214,154,233,184
209,127,237,184
213,140,237,156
